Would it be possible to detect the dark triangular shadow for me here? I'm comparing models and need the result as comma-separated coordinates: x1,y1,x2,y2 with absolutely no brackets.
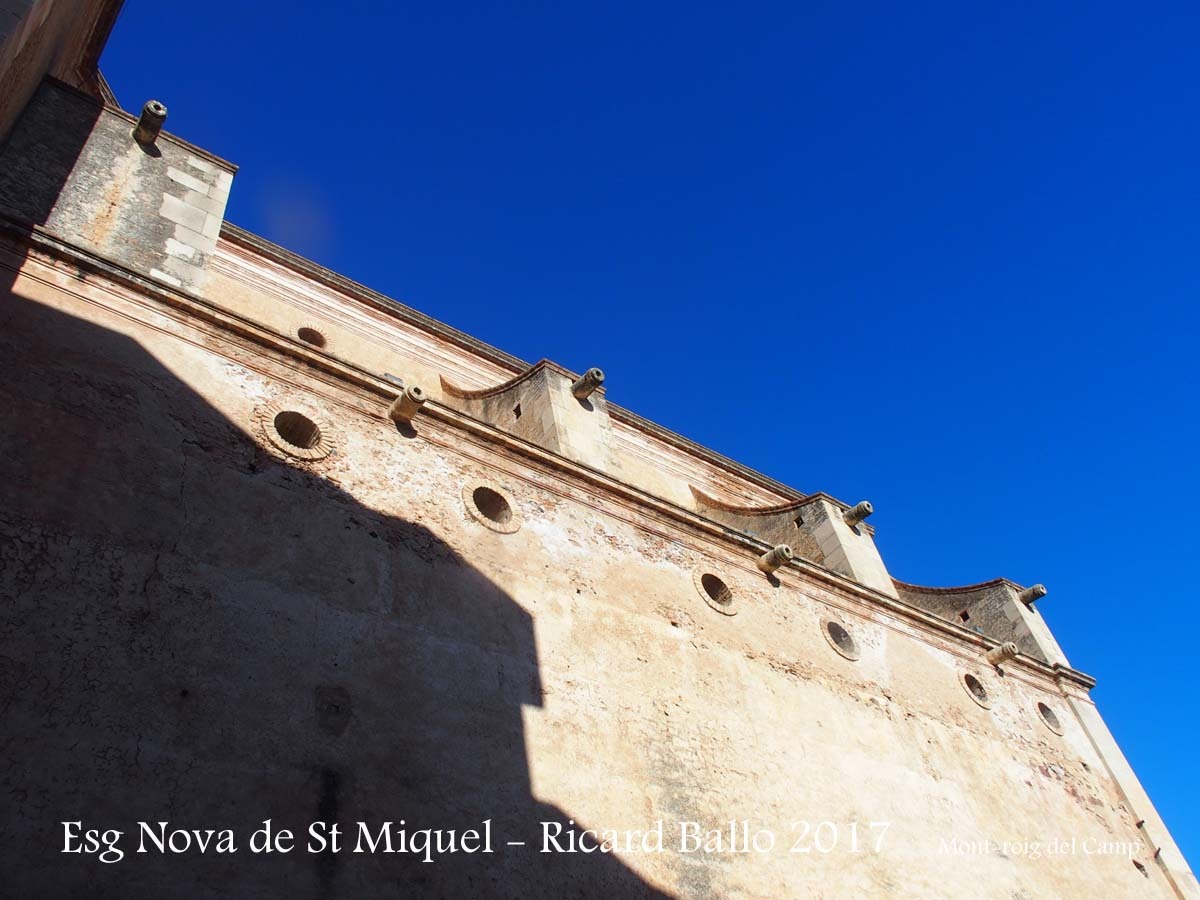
0,273,673,898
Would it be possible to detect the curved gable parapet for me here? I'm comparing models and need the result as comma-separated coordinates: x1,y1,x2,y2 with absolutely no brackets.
688,485,895,597
439,360,616,474
689,486,874,535
893,577,1066,667
689,484,810,517
440,361,549,401
892,576,1017,597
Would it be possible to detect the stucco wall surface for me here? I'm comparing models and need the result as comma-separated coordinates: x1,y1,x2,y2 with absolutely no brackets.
0,241,1177,899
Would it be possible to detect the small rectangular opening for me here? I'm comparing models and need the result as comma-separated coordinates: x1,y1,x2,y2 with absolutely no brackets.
793,514,804,528
513,403,522,420
958,610,970,623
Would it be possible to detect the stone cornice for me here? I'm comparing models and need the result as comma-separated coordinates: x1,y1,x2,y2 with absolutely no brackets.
219,224,811,506
221,224,526,367
1,221,1098,696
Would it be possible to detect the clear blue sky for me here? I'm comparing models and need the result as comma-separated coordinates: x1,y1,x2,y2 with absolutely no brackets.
103,1,1198,864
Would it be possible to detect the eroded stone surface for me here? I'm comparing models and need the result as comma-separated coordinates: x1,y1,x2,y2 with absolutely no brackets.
0,6,1195,895
0,241,1190,898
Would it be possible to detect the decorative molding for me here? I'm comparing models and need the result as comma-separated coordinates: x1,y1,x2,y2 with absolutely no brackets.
255,401,336,461
216,225,820,510
461,481,521,534
0,225,1099,698
821,617,861,661
692,566,738,616
1036,701,1066,735
960,671,993,710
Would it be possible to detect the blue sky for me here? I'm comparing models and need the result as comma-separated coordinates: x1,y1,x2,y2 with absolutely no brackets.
103,1,1198,864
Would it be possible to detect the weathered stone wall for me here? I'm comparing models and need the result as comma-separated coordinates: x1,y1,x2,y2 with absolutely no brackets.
0,78,234,293
0,234,1182,898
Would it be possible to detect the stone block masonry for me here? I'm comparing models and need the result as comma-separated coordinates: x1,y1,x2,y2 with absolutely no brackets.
0,78,236,294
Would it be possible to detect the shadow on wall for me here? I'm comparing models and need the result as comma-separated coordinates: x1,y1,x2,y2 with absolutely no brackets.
0,281,671,898
0,77,102,228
